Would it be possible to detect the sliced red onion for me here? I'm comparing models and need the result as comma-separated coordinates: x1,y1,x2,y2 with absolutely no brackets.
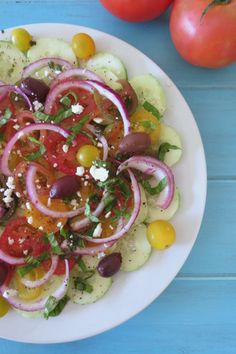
22,58,73,79
85,80,131,136
44,80,94,114
20,255,59,288
118,156,175,209
76,170,141,244
50,68,104,89
26,165,84,218
62,240,115,255
1,123,69,176
0,85,32,111
0,249,24,265
71,192,109,231
0,259,69,312
0,81,7,102
87,124,108,160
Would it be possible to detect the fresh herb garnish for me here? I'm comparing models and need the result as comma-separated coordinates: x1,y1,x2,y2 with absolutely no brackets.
60,91,78,108
44,232,63,255
44,295,69,319
17,251,49,277
48,62,63,72
143,101,161,120
60,226,69,239
141,177,167,196
103,194,116,213
24,137,46,161
157,142,180,162
33,108,73,123
113,207,130,221
140,120,157,130
33,111,51,121
76,258,88,273
84,199,99,223
74,277,93,293
80,130,96,144
93,160,111,168
66,115,90,145
0,108,12,127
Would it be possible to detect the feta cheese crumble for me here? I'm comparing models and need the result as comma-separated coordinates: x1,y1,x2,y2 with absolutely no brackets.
71,103,84,115
62,144,69,153
89,165,109,182
93,223,103,238
76,166,85,176
33,100,43,111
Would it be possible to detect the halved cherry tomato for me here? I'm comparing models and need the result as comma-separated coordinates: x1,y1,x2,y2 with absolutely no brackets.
42,257,76,276
0,217,47,258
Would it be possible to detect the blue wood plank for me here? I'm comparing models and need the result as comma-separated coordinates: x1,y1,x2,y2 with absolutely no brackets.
1,0,236,89
0,279,236,353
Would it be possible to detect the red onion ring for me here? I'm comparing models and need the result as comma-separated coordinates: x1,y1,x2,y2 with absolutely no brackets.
22,58,73,79
118,156,175,209
85,80,131,136
0,85,32,111
0,249,24,265
50,68,104,89
26,165,85,218
87,124,108,161
20,255,59,288
1,123,69,176
44,80,94,114
75,170,141,243
0,259,69,312
0,81,7,102
62,241,115,256
71,192,109,231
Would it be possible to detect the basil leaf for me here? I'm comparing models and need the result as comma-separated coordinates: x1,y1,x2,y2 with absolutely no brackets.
143,101,161,120
53,108,72,123
74,277,93,293
44,233,64,255
113,207,130,221
103,194,116,213
140,120,157,130
84,200,99,223
93,160,111,168
157,143,180,162
60,226,69,239
24,137,46,161
44,295,69,319
0,108,12,127
60,91,78,108
141,177,167,196
80,130,96,144
33,111,51,121
66,115,90,145
48,62,63,72
17,251,49,277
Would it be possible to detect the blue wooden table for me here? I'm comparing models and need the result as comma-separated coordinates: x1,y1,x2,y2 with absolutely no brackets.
1,1,236,353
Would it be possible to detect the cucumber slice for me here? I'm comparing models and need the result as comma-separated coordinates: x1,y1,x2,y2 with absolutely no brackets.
129,74,166,116
134,184,148,225
14,309,42,318
27,38,77,65
86,52,127,80
158,124,182,166
146,187,180,223
91,67,122,90
68,266,112,305
0,41,27,83
117,223,151,272
82,255,99,270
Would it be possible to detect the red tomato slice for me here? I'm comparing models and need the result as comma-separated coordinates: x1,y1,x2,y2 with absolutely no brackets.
0,217,48,258
45,132,90,175
42,257,76,275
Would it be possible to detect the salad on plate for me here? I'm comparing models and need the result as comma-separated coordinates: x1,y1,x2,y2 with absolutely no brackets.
0,28,182,319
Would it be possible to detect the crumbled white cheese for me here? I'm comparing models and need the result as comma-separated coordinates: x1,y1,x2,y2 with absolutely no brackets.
23,249,28,256
76,166,85,176
70,199,78,207
97,142,103,148
0,188,4,192
89,165,109,182
33,100,43,111
6,177,15,190
93,117,103,124
62,144,69,153
54,69,62,75
39,226,44,231
13,124,20,130
109,225,114,230
57,222,63,228
97,252,105,260
76,191,81,198
47,198,51,207
25,202,31,210
8,237,14,245
3,177,15,207
84,181,88,187
93,223,103,238
27,216,33,225
71,103,84,115
17,173,22,177
3,289,18,298
15,192,21,198
53,163,58,168
18,238,25,245
105,211,111,219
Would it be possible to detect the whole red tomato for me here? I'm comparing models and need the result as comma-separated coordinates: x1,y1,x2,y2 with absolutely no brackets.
100,0,173,22
170,0,236,68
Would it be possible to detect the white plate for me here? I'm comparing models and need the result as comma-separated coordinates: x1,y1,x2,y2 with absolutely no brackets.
0,23,207,344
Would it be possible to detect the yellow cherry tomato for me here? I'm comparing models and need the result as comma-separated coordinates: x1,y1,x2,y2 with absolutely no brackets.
147,220,176,250
14,267,45,301
76,144,100,168
0,296,11,317
72,33,96,59
11,28,32,52
131,107,161,146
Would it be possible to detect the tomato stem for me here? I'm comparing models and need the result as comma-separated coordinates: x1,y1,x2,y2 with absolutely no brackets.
201,0,231,20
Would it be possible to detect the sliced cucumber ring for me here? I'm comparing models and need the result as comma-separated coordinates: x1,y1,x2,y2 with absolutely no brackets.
117,223,151,272
134,184,148,226
68,266,112,305
129,74,166,116
86,52,127,80
0,41,27,83
27,38,77,65
158,124,182,166
91,67,122,90
146,187,180,223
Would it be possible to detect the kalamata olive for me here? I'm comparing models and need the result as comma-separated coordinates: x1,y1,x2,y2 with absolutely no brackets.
49,176,80,199
118,132,151,154
97,252,122,278
20,77,50,103
0,262,8,286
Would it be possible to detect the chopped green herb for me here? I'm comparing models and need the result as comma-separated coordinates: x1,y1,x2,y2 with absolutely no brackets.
93,160,111,168
74,276,93,293
76,258,88,273
141,177,167,196
53,108,72,123
80,130,96,144
85,200,99,223
66,115,90,145
143,101,161,120
17,251,49,277
44,233,63,255
157,142,180,162
113,207,130,221
48,62,63,72
86,223,99,238
60,91,78,108
0,108,12,127
103,194,116,211
60,226,69,239
44,295,69,319
140,120,157,130
24,137,46,161
33,111,51,121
